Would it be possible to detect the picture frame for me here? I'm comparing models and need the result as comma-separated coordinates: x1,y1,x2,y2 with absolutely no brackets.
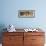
18,10,35,18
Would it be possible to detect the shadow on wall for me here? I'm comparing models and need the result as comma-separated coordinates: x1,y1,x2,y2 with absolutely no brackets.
0,24,7,43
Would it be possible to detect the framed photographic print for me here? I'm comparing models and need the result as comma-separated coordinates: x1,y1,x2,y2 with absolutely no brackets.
18,10,35,18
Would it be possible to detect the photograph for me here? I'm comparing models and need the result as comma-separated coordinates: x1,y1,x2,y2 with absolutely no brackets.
18,10,35,18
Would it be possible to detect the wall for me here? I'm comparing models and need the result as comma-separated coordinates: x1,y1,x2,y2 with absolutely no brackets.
0,0,46,29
